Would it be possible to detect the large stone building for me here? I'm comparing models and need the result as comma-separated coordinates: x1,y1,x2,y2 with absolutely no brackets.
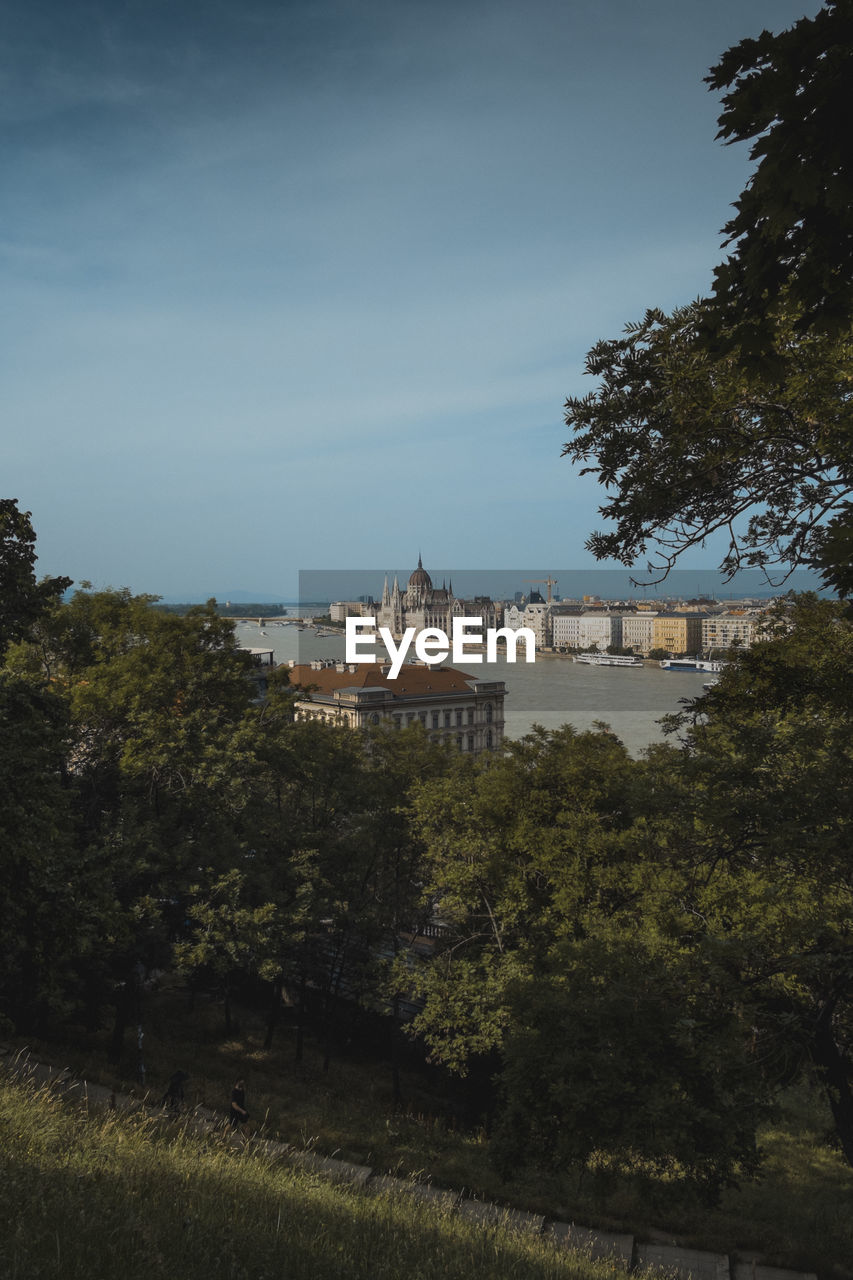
701,610,767,652
376,556,501,641
329,600,372,622
651,613,703,656
551,612,624,652
621,612,659,656
287,659,506,753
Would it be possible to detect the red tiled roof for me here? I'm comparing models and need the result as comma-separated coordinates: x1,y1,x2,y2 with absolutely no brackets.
287,663,475,696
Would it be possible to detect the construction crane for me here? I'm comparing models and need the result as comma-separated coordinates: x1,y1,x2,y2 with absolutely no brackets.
524,576,558,603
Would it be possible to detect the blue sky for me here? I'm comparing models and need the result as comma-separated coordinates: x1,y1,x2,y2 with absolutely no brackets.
4,0,814,599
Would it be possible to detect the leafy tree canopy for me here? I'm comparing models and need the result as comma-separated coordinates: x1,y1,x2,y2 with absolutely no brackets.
563,4,853,594
705,0,853,353
0,499,70,657
403,725,769,1193
647,595,853,1163
563,306,853,593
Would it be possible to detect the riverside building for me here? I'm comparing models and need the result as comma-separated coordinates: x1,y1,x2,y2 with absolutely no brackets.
376,556,501,642
621,612,659,656
651,613,703,656
287,660,506,754
551,611,624,652
701,609,767,652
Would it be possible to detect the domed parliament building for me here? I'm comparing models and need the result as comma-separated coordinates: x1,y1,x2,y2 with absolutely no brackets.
301,558,506,754
376,555,501,640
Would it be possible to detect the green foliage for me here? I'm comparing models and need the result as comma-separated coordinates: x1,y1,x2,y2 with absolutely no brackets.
5,507,851,1203
0,504,93,1029
1,1076,615,1280
705,1,853,353
2,584,262,1036
493,940,765,1197
655,595,853,1165
405,604,853,1184
0,499,70,657
563,304,853,592
405,728,764,1190
562,5,853,594
174,870,293,985
0,672,110,1029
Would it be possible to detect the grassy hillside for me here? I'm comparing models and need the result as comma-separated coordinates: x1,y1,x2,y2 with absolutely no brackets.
11,986,853,1277
0,1074,618,1280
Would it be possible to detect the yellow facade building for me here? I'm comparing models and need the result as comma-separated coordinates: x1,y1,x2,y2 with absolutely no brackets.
651,613,702,656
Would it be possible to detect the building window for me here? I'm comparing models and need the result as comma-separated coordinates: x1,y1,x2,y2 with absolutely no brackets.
487,729,493,749
369,712,380,725
431,712,439,729
407,713,416,726
455,709,463,727
444,711,451,728
467,733,474,752
467,708,475,725
419,712,427,726
456,735,463,750
485,703,493,724
392,714,401,730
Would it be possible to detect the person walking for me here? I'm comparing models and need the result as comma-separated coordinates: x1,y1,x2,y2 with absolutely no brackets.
160,1070,188,1111
229,1077,249,1130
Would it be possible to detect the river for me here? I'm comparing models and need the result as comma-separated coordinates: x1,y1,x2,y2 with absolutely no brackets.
235,620,710,756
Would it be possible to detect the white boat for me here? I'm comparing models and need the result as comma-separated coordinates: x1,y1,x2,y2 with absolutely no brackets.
572,653,644,667
659,658,726,673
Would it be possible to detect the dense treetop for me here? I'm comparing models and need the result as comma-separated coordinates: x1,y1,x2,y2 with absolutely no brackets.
705,0,853,353
563,3,853,596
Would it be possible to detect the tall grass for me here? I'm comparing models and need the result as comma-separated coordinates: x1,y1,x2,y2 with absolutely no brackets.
14,986,853,1277
0,1074,620,1280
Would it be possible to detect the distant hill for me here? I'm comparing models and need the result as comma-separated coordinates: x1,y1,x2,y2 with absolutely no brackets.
155,601,289,617
158,589,287,604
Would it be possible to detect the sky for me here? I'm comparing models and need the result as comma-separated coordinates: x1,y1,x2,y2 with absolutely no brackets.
4,0,816,600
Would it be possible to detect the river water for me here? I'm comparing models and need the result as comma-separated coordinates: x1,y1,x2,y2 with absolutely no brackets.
235,621,710,756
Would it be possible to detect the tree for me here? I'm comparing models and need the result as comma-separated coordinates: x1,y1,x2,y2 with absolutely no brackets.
7,586,261,1051
562,5,853,595
562,304,853,593
174,871,292,1036
403,682,853,1190
401,727,768,1193
651,596,853,1167
0,670,108,1032
0,499,70,655
0,503,101,1032
492,937,765,1196
704,1,853,354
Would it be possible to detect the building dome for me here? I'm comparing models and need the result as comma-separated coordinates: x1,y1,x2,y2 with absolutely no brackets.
407,554,432,592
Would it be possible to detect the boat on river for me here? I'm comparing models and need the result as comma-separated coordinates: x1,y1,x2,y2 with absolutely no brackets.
573,653,644,667
659,658,726,673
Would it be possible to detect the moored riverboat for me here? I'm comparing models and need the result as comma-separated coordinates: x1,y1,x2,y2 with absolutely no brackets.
659,658,726,673
573,653,644,667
